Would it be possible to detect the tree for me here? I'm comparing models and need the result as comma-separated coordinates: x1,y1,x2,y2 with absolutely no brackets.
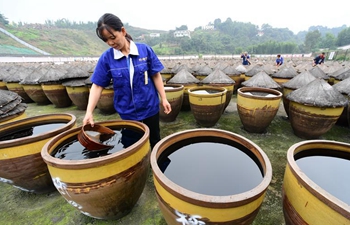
261,24,272,30
0,13,9,25
45,20,54,27
320,33,336,49
336,27,350,47
308,25,347,38
304,30,321,52
213,18,222,28
176,25,188,31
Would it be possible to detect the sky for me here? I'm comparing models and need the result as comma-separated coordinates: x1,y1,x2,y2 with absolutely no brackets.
0,0,349,34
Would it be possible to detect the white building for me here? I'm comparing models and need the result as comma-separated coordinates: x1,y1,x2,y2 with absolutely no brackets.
257,30,264,37
135,34,145,41
202,24,214,30
337,44,350,50
149,33,160,38
174,30,191,39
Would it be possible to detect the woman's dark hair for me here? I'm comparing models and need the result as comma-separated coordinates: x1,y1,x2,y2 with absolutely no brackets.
96,13,133,42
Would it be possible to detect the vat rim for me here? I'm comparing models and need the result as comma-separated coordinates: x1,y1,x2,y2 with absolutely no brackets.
286,139,350,217
41,119,150,169
238,86,282,99
0,113,76,147
151,128,272,208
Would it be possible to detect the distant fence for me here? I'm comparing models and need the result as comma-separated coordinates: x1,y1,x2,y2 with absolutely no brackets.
1,51,349,63
158,51,350,62
0,54,311,63
0,56,99,63
159,53,313,60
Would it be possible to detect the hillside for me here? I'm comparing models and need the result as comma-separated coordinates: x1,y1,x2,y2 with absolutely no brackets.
0,23,169,56
0,29,39,55
0,24,109,56
0,21,349,57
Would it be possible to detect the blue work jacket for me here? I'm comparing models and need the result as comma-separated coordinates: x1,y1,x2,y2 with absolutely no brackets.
91,41,164,120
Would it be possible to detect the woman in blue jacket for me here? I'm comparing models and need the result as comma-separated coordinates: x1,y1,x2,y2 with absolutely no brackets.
83,13,171,149
275,54,283,66
241,52,251,65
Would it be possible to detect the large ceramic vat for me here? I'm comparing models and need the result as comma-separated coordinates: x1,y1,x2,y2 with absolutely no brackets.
272,66,297,86
203,83,234,111
288,101,345,139
241,71,282,93
332,77,350,127
193,65,212,81
167,68,200,111
222,65,241,92
188,86,227,127
287,79,347,139
0,113,76,193
63,78,90,110
237,87,282,133
0,80,7,90
6,82,33,103
335,94,350,127
41,83,72,108
281,70,316,118
96,87,116,114
65,86,90,110
282,86,293,117
181,84,199,111
22,84,51,105
160,67,175,83
201,68,235,111
160,84,184,122
151,128,272,225
41,120,150,220
282,140,350,225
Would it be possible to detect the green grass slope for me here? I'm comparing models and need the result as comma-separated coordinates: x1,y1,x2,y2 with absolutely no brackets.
1,25,109,56
0,31,39,55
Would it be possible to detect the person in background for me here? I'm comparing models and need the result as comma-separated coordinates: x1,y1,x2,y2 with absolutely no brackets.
83,13,171,149
275,54,284,67
313,52,326,66
241,52,251,65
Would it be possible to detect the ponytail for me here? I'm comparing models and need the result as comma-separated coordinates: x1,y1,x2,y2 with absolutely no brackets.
125,33,133,41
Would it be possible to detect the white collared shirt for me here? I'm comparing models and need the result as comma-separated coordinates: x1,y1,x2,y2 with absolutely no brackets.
113,41,139,88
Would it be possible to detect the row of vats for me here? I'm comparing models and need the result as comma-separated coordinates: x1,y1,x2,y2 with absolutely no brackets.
0,58,349,136
0,58,350,224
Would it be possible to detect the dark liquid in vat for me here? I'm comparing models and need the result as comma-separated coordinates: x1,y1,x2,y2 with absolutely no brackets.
295,149,350,205
157,137,264,196
52,128,144,160
0,123,66,141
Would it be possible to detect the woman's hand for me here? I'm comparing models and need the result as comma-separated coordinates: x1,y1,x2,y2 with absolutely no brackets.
152,72,172,114
162,98,172,114
83,112,94,127
83,84,104,127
